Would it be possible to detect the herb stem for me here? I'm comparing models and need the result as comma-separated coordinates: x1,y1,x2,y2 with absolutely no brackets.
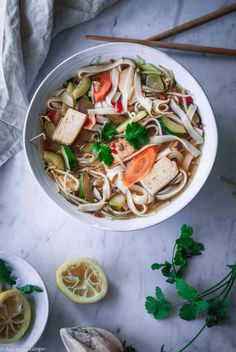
222,274,236,300
197,272,232,297
221,177,236,187
198,278,233,299
177,324,207,352
171,244,177,275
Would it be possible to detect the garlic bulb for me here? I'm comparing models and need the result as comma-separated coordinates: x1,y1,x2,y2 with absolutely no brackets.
60,327,124,352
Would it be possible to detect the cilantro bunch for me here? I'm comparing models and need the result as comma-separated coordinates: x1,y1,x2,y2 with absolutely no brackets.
145,225,236,352
0,259,43,294
92,121,149,166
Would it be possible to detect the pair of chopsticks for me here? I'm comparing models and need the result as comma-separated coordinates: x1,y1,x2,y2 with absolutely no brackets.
86,3,236,56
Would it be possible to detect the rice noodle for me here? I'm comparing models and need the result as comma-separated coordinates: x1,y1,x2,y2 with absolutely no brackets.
105,67,120,106
121,66,135,111
126,189,148,216
134,69,153,115
78,58,135,78
170,100,203,144
156,168,188,200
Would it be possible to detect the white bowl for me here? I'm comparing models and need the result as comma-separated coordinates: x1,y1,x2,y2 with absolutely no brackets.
24,43,218,231
0,252,49,350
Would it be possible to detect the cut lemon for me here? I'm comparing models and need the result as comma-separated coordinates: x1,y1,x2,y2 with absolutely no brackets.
0,289,31,344
56,258,108,304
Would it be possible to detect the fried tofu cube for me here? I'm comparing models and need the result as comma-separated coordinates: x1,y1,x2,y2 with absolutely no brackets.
52,108,87,145
141,156,179,196
109,138,135,165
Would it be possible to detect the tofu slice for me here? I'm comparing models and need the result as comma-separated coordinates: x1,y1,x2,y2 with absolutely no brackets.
109,138,135,165
52,108,87,145
141,156,179,196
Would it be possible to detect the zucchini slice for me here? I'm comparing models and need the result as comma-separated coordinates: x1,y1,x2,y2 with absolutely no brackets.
79,172,93,202
77,95,94,114
160,115,187,137
66,82,76,96
141,63,161,73
146,74,165,90
43,120,56,138
109,193,126,210
73,77,91,100
61,145,76,171
43,151,64,170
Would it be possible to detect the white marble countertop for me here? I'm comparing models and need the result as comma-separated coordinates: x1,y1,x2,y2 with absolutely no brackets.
1,0,236,351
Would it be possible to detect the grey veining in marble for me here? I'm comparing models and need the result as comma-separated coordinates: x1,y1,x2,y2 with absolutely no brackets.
1,0,236,351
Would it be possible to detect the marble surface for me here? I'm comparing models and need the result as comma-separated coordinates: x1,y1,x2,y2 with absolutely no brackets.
1,0,236,351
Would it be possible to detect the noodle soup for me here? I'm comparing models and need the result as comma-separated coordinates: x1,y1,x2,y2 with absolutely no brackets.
36,57,204,219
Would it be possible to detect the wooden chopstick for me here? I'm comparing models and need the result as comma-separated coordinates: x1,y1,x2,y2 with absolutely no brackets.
147,3,236,41
86,35,236,56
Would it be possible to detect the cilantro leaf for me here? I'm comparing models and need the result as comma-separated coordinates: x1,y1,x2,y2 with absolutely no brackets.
19,284,43,294
151,261,177,284
101,123,117,141
92,142,114,166
145,287,173,320
206,299,229,327
176,278,198,300
179,299,208,321
125,122,149,149
0,259,16,286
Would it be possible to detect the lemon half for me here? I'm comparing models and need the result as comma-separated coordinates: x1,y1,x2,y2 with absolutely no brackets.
56,258,108,304
0,289,31,344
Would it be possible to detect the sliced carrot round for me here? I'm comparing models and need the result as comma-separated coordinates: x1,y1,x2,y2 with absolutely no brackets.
123,146,158,188
47,109,61,125
93,71,112,102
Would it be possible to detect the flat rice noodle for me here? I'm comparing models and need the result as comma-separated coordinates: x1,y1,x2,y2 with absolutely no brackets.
170,100,203,144
78,58,135,78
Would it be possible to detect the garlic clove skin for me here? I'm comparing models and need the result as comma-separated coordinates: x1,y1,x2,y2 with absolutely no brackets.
60,327,124,352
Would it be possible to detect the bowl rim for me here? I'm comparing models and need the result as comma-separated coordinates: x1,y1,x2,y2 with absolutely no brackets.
23,42,218,232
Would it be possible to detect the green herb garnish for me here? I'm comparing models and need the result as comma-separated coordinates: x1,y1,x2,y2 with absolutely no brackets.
152,224,204,284
0,258,43,294
125,122,149,149
0,259,16,286
92,142,114,166
102,122,117,141
145,225,236,352
19,284,44,294
145,287,173,320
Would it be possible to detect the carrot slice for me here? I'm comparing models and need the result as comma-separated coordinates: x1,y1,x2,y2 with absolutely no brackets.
84,114,96,130
47,110,61,125
93,71,112,102
123,146,158,188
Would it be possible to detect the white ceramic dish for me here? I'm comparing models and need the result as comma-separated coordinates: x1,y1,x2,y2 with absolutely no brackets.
0,252,49,350
23,43,218,231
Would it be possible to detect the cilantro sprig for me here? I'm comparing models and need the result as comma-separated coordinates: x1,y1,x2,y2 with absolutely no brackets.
92,142,114,166
152,224,204,284
125,122,149,149
0,258,43,294
144,225,236,352
101,122,117,141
